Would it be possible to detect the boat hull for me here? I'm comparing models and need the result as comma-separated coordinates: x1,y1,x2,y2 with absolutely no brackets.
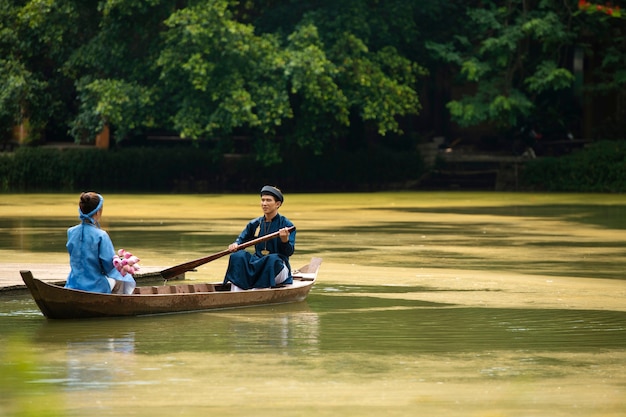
21,258,321,319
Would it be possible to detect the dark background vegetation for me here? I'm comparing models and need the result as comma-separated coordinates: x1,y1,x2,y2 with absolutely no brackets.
1,1,625,192
0,142,425,193
2,140,626,193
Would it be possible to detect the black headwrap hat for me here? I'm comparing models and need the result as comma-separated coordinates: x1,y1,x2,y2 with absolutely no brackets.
260,185,284,202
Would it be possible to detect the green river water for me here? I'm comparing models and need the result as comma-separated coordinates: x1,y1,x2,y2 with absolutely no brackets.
1,192,625,417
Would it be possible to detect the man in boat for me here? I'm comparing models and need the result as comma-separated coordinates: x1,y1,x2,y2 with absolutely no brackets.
65,192,136,294
224,185,296,291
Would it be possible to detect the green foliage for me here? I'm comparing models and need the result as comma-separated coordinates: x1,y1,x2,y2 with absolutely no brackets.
71,79,155,141
157,0,292,143
525,61,575,93
0,0,51,138
1,0,85,138
66,0,173,142
446,86,534,128
1,0,625,166
0,60,30,128
428,0,578,131
522,141,626,192
289,2,427,139
332,40,423,136
2,0,429,164
285,24,349,139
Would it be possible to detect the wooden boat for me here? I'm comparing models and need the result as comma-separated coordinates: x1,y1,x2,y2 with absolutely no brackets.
20,258,322,320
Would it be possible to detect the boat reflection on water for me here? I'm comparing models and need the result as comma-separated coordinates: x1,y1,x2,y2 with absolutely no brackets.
225,311,320,354
64,334,136,391
32,302,320,390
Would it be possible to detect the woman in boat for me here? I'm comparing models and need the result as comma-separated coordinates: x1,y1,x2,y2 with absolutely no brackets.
65,192,136,294
224,185,296,291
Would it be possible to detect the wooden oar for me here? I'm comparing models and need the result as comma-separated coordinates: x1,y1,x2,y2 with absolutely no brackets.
158,225,295,280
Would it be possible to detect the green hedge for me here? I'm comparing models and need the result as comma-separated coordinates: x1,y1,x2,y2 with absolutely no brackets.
0,147,224,192
522,140,626,192
4,142,626,193
0,145,426,193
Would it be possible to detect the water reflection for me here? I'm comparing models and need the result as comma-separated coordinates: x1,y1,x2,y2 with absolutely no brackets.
0,217,234,255
29,303,319,352
388,204,626,229
309,285,626,352
15,303,320,391
63,334,136,391
0,218,68,253
224,311,320,354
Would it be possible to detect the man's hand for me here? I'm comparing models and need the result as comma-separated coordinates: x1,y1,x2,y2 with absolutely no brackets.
279,227,291,243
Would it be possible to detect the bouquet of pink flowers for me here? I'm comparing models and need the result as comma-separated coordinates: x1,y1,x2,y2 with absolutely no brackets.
113,249,141,276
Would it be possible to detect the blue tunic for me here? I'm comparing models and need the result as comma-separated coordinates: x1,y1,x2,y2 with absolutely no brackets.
65,222,133,293
224,214,295,289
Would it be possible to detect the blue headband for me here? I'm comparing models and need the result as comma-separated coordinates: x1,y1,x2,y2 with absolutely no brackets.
79,194,104,224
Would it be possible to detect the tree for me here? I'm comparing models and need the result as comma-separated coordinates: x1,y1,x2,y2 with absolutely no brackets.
4,0,621,165
0,0,70,142
68,0,175,141
426,0,580,135
156,0,425,163
576,0,626,139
